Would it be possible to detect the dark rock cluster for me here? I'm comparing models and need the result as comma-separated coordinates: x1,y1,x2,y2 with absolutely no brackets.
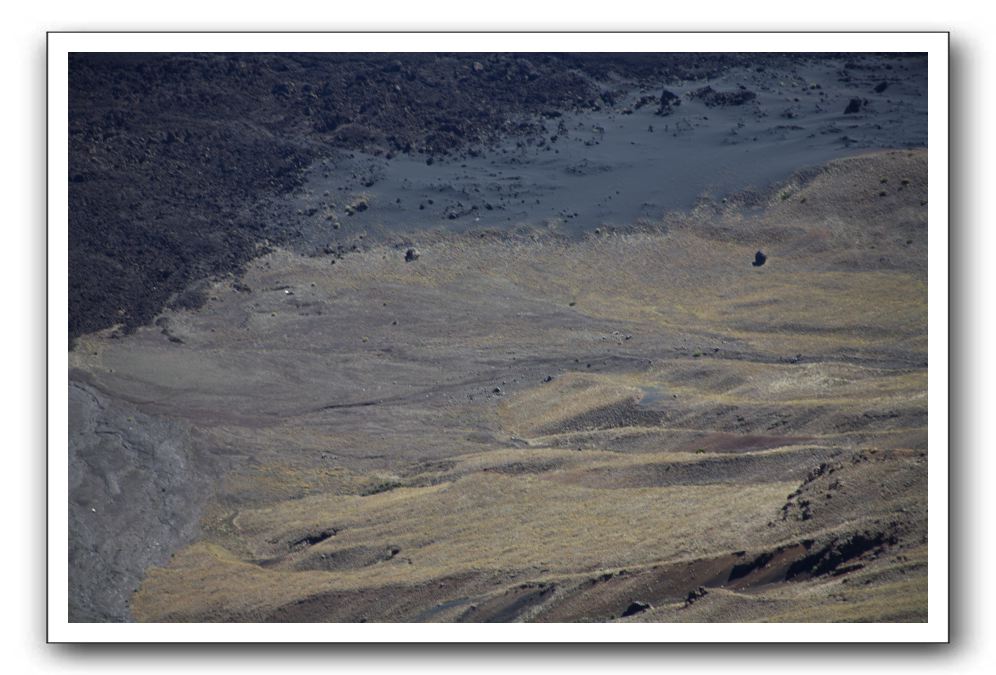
656,88,681,116
689,84,757,107
844,97,866,114
64,52,808,344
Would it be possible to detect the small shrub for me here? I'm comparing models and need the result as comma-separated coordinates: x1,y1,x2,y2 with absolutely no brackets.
361,480,404,496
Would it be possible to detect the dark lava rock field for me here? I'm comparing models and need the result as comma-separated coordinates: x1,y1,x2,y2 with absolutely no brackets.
69,52,925,343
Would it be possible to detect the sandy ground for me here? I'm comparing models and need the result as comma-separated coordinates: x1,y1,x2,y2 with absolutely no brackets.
68,149,927,622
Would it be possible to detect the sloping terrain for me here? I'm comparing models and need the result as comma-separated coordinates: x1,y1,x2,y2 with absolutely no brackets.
68,52,925,342
68,51,765,340
69,149,928,622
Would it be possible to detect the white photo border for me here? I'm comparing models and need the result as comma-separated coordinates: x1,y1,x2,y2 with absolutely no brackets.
47,31,949,643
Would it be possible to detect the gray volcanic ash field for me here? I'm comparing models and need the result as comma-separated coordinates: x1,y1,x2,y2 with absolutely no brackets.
68,53,929,623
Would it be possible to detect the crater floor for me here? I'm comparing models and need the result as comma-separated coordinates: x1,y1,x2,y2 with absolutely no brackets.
69,149,929,622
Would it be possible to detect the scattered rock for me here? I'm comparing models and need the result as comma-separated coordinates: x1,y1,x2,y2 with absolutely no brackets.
404,248,420,262
684,586,708,607
873,81,889,93
656,89,681,116
752,250,767,267
621,600,651,617
289,528,338,550
689,85,756,107
844,98,864,114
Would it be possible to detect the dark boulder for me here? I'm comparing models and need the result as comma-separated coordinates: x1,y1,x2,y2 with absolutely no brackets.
753,250,767,267
621,600,651,617
844,98,864,114
873,81,889,94
684,586,708,607
656,89,681,116
404,247,420,262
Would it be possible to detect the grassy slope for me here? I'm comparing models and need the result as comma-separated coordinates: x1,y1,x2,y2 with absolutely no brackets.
71,149,928,622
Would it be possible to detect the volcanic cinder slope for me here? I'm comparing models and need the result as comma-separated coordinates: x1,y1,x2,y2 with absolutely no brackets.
69,149,928,622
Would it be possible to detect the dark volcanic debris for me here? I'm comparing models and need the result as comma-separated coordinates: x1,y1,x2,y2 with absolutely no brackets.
68,52,800,343
688,84,758,107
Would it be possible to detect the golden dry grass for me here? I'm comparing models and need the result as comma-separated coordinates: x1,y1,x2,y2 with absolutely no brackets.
76,150,929,622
